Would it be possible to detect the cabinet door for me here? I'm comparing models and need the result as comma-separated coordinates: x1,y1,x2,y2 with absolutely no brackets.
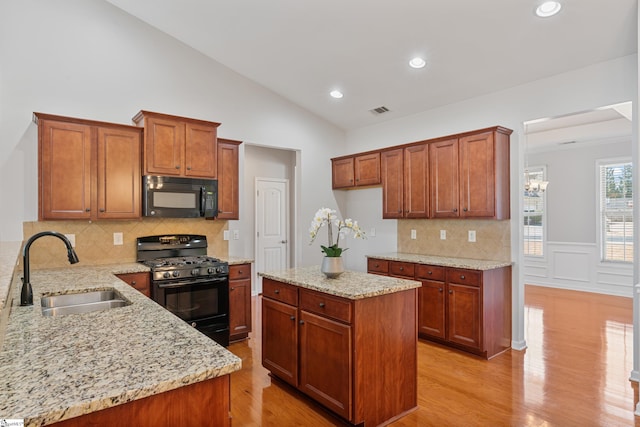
262,298,298,387
332,157,355,189
446,283,481,350
418,280,445,339
404,144,429,218
216,139,240,219
97,127,142,219
229,263,251,341
430,138,459,218
144,116,184,176
459,131,494,217
116,272,150,297
354,152,380,186
299,310,352,421
39,120,93,219
185,122,217,178
381,149,404,218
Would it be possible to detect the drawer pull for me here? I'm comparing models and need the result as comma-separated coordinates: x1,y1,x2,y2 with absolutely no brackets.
290,316,295,321
299,320,305,325
460,275,465,280
374,263,379,267
131,281,136,285
399,267,404,271
449,290,453,294
319,302,325,308
439,288,443,292
428,271,432,275
274,289,280,294
231,287,235,291
238,270,243,274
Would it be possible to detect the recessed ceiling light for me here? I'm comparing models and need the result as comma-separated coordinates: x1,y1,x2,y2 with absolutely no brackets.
409,57,426,69
330,90,343,99
536,1,562,17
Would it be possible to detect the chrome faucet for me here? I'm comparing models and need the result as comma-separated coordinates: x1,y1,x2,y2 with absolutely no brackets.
21,231,79,306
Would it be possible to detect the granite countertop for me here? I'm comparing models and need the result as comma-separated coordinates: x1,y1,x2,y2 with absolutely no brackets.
259,265,421,300
224,257,254,265
0,263,242,426
367,252,512,270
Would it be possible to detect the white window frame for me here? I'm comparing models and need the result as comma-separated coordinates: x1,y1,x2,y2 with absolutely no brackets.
524,165,547,258
597,157,633,263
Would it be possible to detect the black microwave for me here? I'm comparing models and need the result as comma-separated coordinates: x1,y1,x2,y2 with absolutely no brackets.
143,176,218,219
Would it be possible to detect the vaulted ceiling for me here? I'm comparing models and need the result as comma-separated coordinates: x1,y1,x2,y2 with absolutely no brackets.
105,0,637,134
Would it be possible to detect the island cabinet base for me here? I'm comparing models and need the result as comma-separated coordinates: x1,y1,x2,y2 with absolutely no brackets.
262,277,418,426
50,376,231,427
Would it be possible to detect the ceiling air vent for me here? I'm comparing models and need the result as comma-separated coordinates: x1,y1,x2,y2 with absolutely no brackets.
369,106,390,115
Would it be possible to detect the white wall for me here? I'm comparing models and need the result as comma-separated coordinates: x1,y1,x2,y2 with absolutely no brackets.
525,140,633,296
0,0,345,270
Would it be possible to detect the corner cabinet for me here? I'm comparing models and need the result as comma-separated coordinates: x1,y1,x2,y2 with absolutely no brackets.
229,263,252,342
331,152,381,189
262,277,417,425
132,110,220,179
368,257,512,359
35,113,142,221
216,138,242,220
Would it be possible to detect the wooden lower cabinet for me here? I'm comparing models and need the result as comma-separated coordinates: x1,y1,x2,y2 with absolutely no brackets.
369,258,511,359
262,278,417,425
116,272,151,298
50,375,231,427
229,263,252,342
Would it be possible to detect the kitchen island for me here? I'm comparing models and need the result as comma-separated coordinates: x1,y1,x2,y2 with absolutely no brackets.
0,262,241,427
259,266,421,426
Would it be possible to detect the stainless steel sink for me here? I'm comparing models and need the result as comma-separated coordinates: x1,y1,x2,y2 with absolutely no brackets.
41,289,130,317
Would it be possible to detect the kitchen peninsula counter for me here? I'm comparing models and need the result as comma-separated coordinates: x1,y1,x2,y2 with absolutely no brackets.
367,252,512,270
259,266,420,426
0,263,241,426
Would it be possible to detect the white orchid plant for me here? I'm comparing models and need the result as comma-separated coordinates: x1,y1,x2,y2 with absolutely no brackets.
309,207,365,257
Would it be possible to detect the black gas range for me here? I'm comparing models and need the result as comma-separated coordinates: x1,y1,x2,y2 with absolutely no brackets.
137,234,230,347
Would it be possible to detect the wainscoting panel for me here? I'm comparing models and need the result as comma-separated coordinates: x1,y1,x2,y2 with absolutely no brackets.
524,242,633,297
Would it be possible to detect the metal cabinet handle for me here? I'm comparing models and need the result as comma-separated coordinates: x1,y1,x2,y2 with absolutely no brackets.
131,281,136,285
290,316,295,321
99,208,105,212
399,267,404,271
231,287,235,291
453,208,458,212
238,270,243,274
428,271,432,275
439,288,443,292
463,208,468,212
187,166,192,170
319,302,325,308
449,290,453,294
280,240,287,244
274,289,280,294
299,320,305,325
460,275,465,280
175,165,180,169
85,208,91,212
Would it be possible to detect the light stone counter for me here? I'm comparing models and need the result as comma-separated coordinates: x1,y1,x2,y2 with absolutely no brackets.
259,265,421,300
224,257,254,265
0,263,242,426
367,252,512,270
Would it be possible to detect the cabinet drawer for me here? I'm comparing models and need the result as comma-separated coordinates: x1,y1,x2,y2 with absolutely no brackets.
415,264,445,281
116,272,150,297
446,268,481,286
263,278,298,306
389,261,415,278
229,263,251,280
367,258,389,274
300,289,352,324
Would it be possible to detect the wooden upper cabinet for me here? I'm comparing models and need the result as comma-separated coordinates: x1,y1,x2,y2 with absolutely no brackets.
133,111,220,179
216,138,242,220
404,144,429,218
430,138,460,218
381,149,404,218
332,153,380,189
36,113,142,221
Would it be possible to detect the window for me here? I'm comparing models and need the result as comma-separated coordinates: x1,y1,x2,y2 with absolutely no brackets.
598,160,633,262
524,167,545,257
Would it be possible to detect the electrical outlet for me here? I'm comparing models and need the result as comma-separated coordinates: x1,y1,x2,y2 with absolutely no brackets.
233,230,240,240
410,229,417,240
370,228,376,237
64,234,75,248
113,232,123,246
440,230,446,240
223,230,230,241
468,230,476,242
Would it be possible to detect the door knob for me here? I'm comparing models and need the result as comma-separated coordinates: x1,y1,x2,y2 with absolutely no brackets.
280,240,287,244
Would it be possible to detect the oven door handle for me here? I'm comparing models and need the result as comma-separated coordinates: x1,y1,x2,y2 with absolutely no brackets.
156,276,228,289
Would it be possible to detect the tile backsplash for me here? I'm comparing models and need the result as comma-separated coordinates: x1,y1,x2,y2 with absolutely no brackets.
397,219,511,262
21,219,228,269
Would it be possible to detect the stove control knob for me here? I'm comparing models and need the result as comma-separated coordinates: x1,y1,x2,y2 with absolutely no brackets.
191,268,200,276
163,272,171,279
172,271,180,278
207,267,215,274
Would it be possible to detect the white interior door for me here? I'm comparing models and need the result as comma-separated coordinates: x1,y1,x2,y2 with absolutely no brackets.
256,178,289,293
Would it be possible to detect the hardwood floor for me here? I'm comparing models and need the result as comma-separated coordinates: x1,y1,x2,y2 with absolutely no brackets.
227,285,637,426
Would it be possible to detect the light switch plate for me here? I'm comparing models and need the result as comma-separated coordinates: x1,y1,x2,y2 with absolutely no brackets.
440,230,446,240
113,232,123,246
233,230,240,240
468,230,476,242
410,229,417,240
370,228,376,237
64,234,76,248
223,230,230,241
